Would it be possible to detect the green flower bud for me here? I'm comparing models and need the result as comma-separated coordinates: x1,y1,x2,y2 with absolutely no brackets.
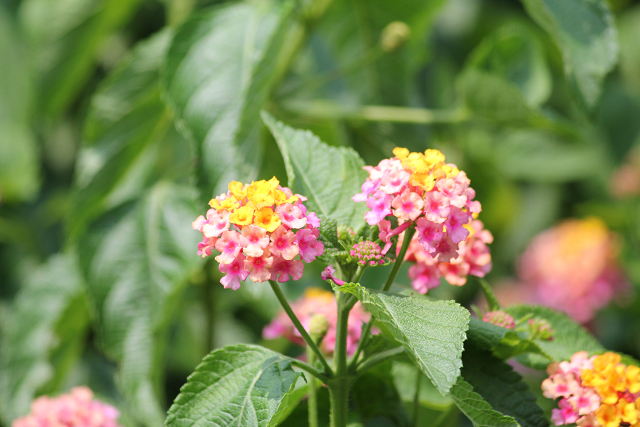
381,21,411,53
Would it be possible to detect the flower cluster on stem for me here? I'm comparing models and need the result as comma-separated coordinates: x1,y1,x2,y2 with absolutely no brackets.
543,352,640,427
12,387,122,427
192,178,324,289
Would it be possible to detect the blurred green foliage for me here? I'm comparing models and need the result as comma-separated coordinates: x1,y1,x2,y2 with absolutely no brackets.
1,0,640,425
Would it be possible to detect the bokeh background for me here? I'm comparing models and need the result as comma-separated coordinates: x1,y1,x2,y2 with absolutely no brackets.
1,0,640,425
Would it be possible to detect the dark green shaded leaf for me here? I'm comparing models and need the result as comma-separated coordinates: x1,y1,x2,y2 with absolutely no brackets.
336,283,469,394
166,344,301,427
450,378,519,427
519,0,618,107
505,305,604,369
163,2,293,195
0,254,89,422
262,112,369,230
460,346,547,427
392,359,453,410
353,365,410,427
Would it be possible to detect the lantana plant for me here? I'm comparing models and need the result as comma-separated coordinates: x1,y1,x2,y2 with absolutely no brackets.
162,115,639,427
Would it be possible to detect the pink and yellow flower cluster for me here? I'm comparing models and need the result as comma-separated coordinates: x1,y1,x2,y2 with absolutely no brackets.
353,148,492,293
263,288,376,356
12,387,122,427
543,352,640,427
192,178,324,289
510,218,628,323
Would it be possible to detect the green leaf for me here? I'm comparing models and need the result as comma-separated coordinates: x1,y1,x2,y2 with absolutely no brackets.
478,280,501,311
336,283,469,394
19,0,143,119
71,30,192,239
466,317,551,362
459,346,547,427
352,365,410,427
0,7,39,203
392,359,453,410
505,305,604,369
518,0,618,107
162,2,293,195
0,254,89,422
450,378,519,427
262,112,369,231
166,344,301,427
466,23,551,107
78,182,202,425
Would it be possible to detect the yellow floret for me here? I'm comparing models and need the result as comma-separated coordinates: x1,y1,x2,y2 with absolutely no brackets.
254,207,281,232
596,404,622,427
228,181,247,200
209,196,238,210
229,204,255,226
393,147,410,160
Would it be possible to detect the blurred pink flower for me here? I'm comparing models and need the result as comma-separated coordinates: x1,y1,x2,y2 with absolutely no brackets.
498,218,629,323
263,288,377,356
12,387,122,427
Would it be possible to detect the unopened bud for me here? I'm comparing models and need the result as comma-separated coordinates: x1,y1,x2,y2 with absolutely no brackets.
381,21,411,52
482,310,515,329
309,314,329,341
321,265,345,286
529,317,554,341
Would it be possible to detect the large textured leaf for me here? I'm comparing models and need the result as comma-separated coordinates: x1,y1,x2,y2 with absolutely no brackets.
506,305,604,369
518,0,618,107
450,378,519,427
163,2,293,195
19,0,143,118
78,182,202,425
166,344,301,427
70,30,192,239
262,112,369,231
0,254,89,422
460,346,547,427
0,7,39,203
336,283,469,394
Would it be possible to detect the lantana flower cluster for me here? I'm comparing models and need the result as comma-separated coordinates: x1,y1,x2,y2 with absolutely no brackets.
543,352,640,427
12,387,122,427
192,178,324,289
499,218,628,323
263,288,377,356
482,310,516,329
353,148,491,293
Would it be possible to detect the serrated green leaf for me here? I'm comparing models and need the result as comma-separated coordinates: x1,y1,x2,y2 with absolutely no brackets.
0,7,39,203
460,346,547,427
336,283,469,394
78,182,202,425
71,30,192,239
450,378,519,427
518,0,618,107
0,254,89,422
262,112,369,231
163,2,293,195
19,0,143,119
505,305,604,369
318,215,339,250
166,344,301,427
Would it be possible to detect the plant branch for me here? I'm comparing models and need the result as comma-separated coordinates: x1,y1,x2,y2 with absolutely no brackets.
269,280,333,376
289,359,330,383
355,347,405,377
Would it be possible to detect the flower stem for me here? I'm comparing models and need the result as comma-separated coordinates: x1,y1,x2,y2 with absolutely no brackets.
269,280,333,376
354,347,405,377
306,347,319,427
412,367,422,427
329,295,352,427
349,227,415,370
289,359,330,383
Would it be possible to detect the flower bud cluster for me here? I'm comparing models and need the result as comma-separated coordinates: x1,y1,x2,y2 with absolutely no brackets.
543,352,640,427
353,147,482,262
12,387,122,427
482,310,516,329
192,178,324,289
262,288,377,356
350,240,385,266
403,219,493,293
529,317,554,341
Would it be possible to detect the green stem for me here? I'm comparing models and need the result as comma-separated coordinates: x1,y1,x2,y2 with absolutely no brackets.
289,359,330,383
354,347,405,377
269,280,333,376
412,368,422,427
349,227,415,370
329,295,352,427
306,347,319,427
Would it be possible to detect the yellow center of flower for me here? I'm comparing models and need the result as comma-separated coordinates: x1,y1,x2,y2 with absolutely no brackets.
209,195,238,211
254,207,281,232
392,147,458,191
229,204,255,226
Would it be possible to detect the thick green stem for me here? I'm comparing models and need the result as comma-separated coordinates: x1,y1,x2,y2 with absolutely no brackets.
329,295,352,427
412,368,422,427
269,280,333,376
306,347,319,427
